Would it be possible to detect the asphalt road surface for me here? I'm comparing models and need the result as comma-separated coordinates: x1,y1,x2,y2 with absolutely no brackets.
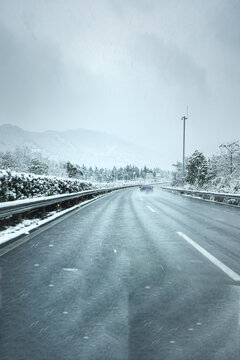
0,186,240,360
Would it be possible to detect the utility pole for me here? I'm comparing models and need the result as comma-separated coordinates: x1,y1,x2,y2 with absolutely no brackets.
181,107,188,183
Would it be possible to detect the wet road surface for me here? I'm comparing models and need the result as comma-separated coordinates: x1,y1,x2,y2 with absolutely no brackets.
0,186,240,359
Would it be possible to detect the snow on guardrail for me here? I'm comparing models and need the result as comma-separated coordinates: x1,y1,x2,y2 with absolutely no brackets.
0,184,140,220
0,181,164,221
161,186,240,206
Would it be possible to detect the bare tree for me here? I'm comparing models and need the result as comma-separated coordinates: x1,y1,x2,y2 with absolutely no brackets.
219,141,240,175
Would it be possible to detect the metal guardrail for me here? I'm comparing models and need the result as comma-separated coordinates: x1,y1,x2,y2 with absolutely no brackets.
0,185,138,220
161,186,240,203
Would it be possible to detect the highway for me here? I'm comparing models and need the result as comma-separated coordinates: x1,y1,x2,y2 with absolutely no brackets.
0,186,240,360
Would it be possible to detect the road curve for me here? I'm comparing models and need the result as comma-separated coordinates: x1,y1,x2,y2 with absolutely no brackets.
0,186,240,360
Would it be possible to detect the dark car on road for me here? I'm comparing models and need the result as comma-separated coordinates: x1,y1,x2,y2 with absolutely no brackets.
140,185,153,192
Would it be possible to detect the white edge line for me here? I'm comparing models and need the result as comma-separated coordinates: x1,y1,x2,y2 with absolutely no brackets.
147,205,156,213
177,231,240,282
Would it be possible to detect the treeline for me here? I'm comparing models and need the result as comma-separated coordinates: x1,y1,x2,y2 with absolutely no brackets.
0,147,167,182
65,162,160,182
172,141,240,191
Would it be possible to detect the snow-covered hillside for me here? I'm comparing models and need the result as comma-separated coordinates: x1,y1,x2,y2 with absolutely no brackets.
0,124,159,168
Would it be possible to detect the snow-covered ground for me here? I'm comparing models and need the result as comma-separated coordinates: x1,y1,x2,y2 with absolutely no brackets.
175,176,240,195
165,179,240,206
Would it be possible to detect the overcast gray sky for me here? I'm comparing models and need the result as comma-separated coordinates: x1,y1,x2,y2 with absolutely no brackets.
0,0,240,168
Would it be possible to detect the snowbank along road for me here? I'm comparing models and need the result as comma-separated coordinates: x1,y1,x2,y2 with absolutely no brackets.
0,185,240,360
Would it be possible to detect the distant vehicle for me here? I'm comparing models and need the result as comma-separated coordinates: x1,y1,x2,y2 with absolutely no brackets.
140,185,153,192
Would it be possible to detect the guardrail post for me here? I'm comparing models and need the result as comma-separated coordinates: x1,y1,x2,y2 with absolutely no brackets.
41,207,46,219
17,214,22,223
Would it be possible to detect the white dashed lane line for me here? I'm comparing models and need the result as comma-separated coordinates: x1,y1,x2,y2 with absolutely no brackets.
177,231,240,282
147,205,156,213
63,268,79,272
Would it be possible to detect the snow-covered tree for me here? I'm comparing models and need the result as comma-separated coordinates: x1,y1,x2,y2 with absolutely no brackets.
64,162,83,178
0,147,167,184
0,151,16,170
186,150,208,186
207,156,218,181
171,161,183,186
219,141,240,175
28,158,48,175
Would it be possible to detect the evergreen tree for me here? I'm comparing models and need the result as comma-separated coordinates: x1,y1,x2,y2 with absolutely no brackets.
0,151,16,170
28,158,48,175
186,150,208,186
64,162,83,178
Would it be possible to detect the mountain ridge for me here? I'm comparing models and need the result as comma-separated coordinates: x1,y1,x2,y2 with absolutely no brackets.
0,124,159,168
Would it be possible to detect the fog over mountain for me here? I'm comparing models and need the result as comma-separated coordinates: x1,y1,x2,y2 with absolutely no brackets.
0,124,160,168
